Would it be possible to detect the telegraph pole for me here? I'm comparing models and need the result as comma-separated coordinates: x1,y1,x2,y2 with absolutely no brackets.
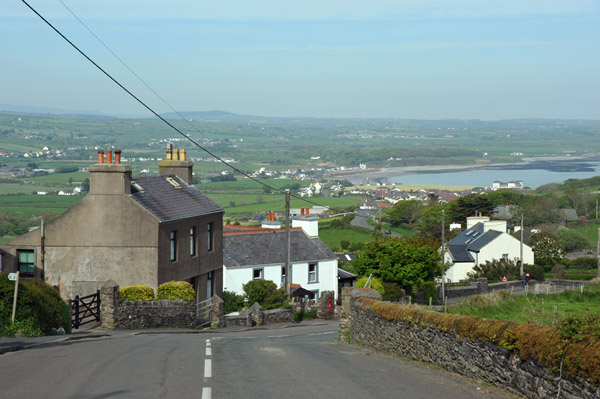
520,214,524,278
284,189,291,295
441,210,445,303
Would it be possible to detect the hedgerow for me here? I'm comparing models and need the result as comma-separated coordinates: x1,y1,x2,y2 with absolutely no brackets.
356,297,600,385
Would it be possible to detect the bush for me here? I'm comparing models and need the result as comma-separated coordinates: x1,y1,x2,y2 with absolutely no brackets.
468,259,520,281
156,281,195,301
381,282,405,301
294,308,317,321
571,257,597,269
524,264,545,281
120,285,155,301
551,265,566,280
556,226,590,252
223,290,245,314
420,281,438,303
242,280,288,310
356,276,385,296
0,275,70,337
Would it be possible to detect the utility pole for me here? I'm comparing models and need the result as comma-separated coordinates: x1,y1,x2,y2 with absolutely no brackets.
441,210,445,303
520,214,524,278
284,190,291,296
597,227,600,279
40,218,45,280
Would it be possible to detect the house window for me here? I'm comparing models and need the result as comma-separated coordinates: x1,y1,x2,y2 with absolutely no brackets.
170,231,177,262
207,222,213,252
502,254,509,261
18,250,35,276
207,271,213,299
190,227,197,257
281,266,286,286
253,268,263,280
308,263,318,283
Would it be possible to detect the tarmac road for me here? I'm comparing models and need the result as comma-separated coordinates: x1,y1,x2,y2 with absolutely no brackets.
0,320,516,399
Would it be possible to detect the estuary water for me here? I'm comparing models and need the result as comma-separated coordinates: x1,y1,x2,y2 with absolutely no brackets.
388,162,600,188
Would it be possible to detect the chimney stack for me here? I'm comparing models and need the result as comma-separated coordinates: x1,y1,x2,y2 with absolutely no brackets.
158,144,194,184
89,150,132,195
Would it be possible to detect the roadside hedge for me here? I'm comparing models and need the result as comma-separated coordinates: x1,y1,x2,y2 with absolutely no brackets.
356,297,600,385
156,281,195,301
0,274,70,337
119,285,155,301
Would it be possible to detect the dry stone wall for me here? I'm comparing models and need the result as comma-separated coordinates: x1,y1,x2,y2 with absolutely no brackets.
349,297,600,399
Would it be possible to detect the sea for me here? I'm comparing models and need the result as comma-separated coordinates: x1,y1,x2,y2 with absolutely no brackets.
388,162,600,188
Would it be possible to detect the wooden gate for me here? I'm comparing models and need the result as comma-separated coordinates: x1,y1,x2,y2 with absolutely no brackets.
196,297,212,328
70,290,101,329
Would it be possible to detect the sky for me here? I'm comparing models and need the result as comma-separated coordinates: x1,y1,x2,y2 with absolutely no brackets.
1,0,599,119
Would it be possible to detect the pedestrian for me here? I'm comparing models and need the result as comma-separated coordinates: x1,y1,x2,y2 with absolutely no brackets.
525,273,531,287
521,273,526,288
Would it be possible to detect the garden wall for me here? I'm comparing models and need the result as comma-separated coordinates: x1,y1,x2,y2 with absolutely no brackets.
347,294,599,399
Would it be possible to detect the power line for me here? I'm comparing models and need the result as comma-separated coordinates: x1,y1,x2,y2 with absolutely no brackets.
21,0,326,207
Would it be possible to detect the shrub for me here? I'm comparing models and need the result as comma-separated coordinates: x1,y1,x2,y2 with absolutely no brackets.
223,290,245,314
570,257,597,269
524,264,545,281
551,265,566,280
120,285,155,301
242,280,288,310
381,282,405,302
468,259,520,281
555,226,590,252
156,281,195,301
294,308,317,321
420,281,438,303
356,276,385,296
0,275,70,337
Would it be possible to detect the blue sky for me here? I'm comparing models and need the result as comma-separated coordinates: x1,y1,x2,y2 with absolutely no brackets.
2,0,599,119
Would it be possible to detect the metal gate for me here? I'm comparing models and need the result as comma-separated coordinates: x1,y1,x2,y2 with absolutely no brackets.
196,298,212,328
70,290,101,329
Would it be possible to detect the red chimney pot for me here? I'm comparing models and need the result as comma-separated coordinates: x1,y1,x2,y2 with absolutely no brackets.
97,149,105,164
106,150,113,164
114,150,122,165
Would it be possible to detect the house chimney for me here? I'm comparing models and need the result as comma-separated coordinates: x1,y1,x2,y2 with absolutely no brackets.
158,145,194,184
89,151,132,195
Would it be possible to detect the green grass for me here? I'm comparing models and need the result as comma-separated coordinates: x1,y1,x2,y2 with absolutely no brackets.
448,282,600,326
365,219,418,237
23,172,88,185
319,228,375,249
571,223,600,248
0,194,81,218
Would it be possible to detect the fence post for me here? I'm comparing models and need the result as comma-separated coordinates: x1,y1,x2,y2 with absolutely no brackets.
74,295,80,329
95,290,101,322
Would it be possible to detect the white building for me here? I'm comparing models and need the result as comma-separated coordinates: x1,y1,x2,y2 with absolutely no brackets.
223,218,338,299
444,216,534,282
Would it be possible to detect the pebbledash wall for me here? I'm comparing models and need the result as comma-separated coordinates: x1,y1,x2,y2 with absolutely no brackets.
346,291,600,399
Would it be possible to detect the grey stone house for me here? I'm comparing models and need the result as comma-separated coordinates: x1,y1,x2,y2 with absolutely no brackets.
0,147,223,301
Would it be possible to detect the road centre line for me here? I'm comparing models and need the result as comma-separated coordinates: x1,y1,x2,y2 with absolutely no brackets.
206,347,211,356
201,387,211,399
204,358,212,378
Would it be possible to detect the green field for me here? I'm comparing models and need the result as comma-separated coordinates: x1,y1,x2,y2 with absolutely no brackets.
572,223,600,248
448,282,600,326
0,195,81,218
319,228,375,249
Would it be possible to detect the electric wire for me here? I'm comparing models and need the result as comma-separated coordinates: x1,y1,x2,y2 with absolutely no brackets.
21,0,326,208
56,0,238,163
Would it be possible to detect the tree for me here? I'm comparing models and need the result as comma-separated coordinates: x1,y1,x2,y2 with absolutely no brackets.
353,238,439,293
242,280,288,310
447,195,493,223
416,204,447,239
555,226,589,252
388,200,423,226
530,231,564,270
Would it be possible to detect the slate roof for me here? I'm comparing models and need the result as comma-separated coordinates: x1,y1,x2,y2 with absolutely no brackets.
130,176,223,222
446,222,503,262
338,268,357,280
223,229,336,267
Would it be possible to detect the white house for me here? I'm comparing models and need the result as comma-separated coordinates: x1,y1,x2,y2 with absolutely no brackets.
223,218,338,299
444,216,534,282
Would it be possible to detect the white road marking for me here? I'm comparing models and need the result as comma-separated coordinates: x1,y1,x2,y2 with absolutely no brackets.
202,387,211,399
206,342,211,347
307,331,336,336
204,358,212,378
206,347,212,356
205,339,211,343
268,334,291,338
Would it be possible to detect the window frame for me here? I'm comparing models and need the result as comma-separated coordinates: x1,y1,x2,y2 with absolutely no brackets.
308,262,318,283
207,222,214,252
18,249,35,277
253,268,263,280
170,231,177,262
190,226,197,257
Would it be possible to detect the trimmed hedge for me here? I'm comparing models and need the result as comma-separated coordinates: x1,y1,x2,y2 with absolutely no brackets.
156,281,195,301
120,285,155,301
356,297,600,385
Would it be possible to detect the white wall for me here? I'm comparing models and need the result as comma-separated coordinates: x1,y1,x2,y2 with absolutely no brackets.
224,258,339,299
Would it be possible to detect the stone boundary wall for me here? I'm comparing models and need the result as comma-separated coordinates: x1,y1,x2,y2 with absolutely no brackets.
349,296,599,399
115,300,195,329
